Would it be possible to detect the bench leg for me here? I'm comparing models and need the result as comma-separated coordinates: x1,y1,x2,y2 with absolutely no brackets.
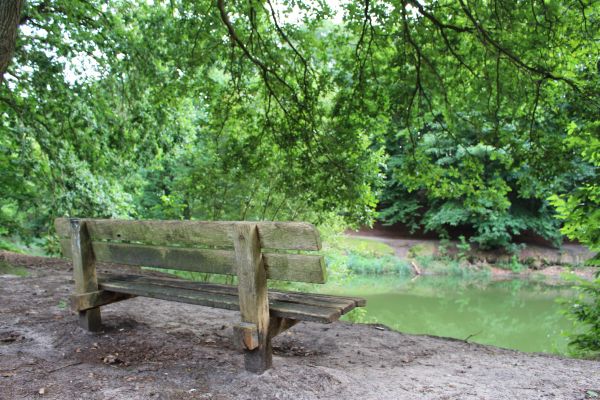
268,317,298,339
233,224,271,374
78,308,102,332
70,219,102,332
244,337,272,373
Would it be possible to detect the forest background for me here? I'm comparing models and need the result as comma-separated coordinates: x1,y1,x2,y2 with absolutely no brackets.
0,0,599,355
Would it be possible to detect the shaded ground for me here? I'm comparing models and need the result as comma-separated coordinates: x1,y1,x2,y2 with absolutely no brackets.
1,251,599,400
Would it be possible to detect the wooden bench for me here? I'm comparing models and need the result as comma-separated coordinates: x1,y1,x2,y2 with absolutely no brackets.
55,218,365,373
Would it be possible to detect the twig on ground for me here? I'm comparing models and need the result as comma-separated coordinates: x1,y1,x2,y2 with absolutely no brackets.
464,331,482,343
47,361,82,374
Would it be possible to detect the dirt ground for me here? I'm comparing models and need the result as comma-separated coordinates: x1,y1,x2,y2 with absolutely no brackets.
1,251,599,400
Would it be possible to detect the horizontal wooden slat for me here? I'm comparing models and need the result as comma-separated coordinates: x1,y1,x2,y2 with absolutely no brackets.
71,290,135,311
55,218,321,250
100,273,363,314
59,240,326,283
98,278,342,323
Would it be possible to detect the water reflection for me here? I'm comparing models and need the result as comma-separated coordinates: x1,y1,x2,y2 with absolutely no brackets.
328,276,574,354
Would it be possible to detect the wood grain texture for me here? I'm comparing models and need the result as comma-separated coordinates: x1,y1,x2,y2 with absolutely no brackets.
233,224,272,373
69,219,102,331
98,278,343,323
99,274,363,316
59,239,326,283
233,322,259,350
0,0,24,81
55,218,321,250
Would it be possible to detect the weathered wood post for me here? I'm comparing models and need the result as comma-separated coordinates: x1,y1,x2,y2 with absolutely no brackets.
69,218,102,332
233,223,271,373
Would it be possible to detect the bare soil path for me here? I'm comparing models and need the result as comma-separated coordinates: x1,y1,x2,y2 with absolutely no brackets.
1,251,599,400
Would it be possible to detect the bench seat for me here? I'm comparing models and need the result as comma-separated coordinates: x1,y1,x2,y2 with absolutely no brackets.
96,274,364,323
57,218,366,373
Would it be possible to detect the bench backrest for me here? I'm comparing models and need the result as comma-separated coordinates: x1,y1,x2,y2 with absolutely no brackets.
55,218,326,283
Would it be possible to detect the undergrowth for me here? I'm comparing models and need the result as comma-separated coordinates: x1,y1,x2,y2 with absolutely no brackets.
0,260,29,277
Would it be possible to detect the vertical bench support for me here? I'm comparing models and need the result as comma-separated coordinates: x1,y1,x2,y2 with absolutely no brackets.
70,218,102,332
233,223,271,373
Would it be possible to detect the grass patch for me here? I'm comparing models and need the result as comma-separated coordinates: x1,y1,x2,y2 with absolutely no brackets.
346,253,412,276
334,236,395,257
0,260,29,277
0,236,49,256
322,235,405,278
414,255,491,279
0,238,22,253
341,307,376,324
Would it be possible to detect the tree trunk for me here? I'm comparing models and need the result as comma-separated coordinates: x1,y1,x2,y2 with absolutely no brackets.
0,0,24,82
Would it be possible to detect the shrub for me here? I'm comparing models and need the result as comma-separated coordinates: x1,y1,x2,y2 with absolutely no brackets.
551,120,600,357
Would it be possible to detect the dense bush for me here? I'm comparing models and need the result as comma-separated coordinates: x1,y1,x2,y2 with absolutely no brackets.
379,126,589,250
551,119,600,356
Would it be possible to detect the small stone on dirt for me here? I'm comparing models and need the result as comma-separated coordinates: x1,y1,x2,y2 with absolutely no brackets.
102,354,122,365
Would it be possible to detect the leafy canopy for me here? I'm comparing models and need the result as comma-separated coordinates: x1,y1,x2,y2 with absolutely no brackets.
0,0,598,254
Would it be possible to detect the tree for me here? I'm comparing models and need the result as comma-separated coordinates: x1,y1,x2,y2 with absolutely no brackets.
337,0,599,249
0,0,23,81
0,0,598,254
0,0,383,245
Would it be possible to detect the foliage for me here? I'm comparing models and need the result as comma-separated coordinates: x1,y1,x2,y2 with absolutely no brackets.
562,273,600,357
1,0,384,248
335,236,395,257
364,0,600,250
456,235,471,261
346,253,411,275
413,255,491,279
342,307,374,324
0,238,21,253
323,233,409,276
550,122,600,261
0,0,598,258
496,255,525,274
550,117,600,357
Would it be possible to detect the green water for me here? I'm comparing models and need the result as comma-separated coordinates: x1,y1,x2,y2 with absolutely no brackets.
328,276,575,354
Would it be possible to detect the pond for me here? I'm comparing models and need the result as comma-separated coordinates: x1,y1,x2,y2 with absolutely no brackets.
325,275,575,354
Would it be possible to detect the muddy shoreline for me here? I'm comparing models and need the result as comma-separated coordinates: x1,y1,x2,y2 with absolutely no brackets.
1,252,599,399
345,231,597,281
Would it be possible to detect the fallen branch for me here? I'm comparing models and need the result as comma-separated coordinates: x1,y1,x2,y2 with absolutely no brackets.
411,261,422,275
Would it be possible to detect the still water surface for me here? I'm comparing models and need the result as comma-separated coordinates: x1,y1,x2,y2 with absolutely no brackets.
328,276,574,354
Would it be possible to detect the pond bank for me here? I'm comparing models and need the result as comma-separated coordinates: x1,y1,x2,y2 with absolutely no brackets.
343,232,597,281
1,251,600,399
